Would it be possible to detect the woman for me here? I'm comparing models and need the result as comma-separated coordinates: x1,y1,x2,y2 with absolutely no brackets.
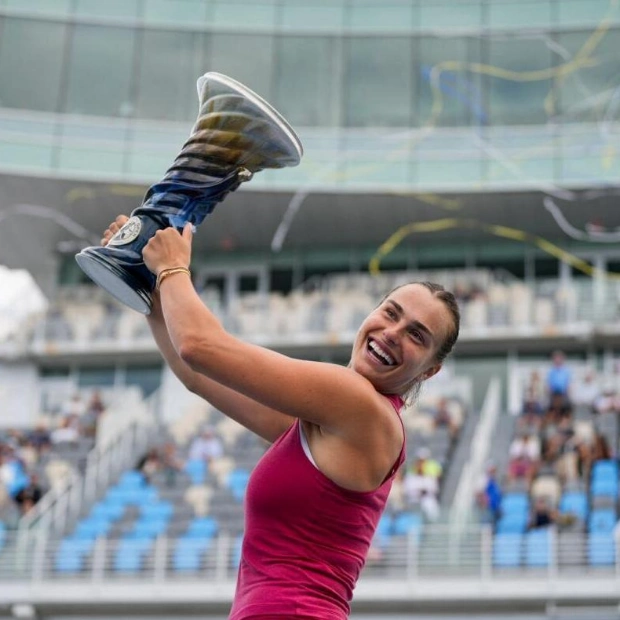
102,216,461,619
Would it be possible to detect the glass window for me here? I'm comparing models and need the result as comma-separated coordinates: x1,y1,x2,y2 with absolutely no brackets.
487,1,552,29
419,2,483,31
136,30,204,122
347,3,416,34
556,28,620,123
343,36,414,127
274,36,338,127
206,34,275,102
143,0,211,26
74,0,140,19
0,18,67,112
64,24,136,117
418,35,484,128
77,366,116,388
4,0,72,17
125,364,163,398
279,1,346,33
486,34,553,125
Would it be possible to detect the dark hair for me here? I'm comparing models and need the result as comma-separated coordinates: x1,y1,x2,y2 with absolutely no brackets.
383,281,460,364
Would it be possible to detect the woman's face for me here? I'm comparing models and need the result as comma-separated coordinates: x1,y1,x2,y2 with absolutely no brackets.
350,284,450,396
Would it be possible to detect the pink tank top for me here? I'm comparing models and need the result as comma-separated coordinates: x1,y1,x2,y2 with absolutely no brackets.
228,394,405,619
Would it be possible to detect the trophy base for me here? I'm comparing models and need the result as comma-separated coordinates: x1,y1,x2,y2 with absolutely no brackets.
75,249,153,315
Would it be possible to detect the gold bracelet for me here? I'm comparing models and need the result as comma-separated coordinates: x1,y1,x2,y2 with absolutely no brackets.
156,267,191,291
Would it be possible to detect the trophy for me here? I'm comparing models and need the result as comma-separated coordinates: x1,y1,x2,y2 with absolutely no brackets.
75,72,303,315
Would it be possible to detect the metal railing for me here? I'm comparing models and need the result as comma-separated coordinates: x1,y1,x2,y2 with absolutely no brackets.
1,525,619,584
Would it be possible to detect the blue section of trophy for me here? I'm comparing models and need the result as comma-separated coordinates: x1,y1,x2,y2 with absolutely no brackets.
75,72,303,315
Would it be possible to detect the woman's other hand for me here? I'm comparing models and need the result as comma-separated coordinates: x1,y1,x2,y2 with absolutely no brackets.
101,215,129,246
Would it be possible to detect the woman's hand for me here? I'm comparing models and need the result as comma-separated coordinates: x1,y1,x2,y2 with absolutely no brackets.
142,223,193,276
101,215,129,246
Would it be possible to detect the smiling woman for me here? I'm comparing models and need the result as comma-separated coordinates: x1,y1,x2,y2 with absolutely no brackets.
101,215,460,620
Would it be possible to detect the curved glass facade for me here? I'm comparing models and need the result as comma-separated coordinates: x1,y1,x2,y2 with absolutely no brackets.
0,0,618,189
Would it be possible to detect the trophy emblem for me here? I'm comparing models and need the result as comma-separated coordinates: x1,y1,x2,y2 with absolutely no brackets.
75,72,303,314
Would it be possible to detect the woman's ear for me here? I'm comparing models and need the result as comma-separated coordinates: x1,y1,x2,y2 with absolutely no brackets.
424,364,442,381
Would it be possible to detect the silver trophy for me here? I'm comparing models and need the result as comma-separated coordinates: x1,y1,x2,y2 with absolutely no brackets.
75,72,303,314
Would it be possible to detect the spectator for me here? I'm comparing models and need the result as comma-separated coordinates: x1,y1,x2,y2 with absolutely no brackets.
50,416,80,445
136,448,160,483
572,369,600,411
403,448,441,522
546,350,572,407
63,393,86,419
29,423,52,456
476,462,503,526
82,390,106,437
544,393,573,429
13,473,43,515
507,432,540,487
188,427,224,464
432,397,460,440
544,418,579,484
528,496,557,530
519,370,546,431
160,441,184,488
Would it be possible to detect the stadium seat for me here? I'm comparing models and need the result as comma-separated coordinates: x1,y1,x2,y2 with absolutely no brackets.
185,516,218,539
227,468,251,502
392,511,422,537
54,538,94,573
117,470,146,489
73,517,113,540
588,533,616,566
113,538,153,573
524,529,551,567
559,491,588,522
90,501,125,521
140,501,174,521
587,508,617,534
184,459,207,485
493,533,522,567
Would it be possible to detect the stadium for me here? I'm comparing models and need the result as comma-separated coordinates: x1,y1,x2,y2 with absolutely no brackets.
0,0,619,618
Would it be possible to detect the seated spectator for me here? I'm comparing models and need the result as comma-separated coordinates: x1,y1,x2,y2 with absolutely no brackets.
136,448,160,483
29,423,52,456
188,427,224,464
160,441,184,488
13,473,43,515
544,393,573,429
528,496,557,530
507,432,540,487
572,369,600,412
82,390,106,438
403,448,441,522
544,418,580,484
50,416,80,445
63,393,87,419
432,397,462,440
593,384,620,415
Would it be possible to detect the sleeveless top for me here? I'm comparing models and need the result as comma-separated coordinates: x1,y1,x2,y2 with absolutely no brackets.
229,394,406,619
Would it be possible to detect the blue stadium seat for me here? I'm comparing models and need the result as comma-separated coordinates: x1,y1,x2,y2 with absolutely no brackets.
227,468,251,502
232,534,244,568
90,501,125,521
0,522,6,551
185,516,218,539
559,491,588,522
172,537,213,572
524,529,551,567
140,501,174,521
495,513,528,534
113,538,153,573
592,460,619,480
130,518,169,538
54,538,94,573
588,533,616,566
73,517,113,540
392,511,422,537
502,493,529,514
184,459,207,485
117,470,146,489
493,533,522,567
587,508,617,534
